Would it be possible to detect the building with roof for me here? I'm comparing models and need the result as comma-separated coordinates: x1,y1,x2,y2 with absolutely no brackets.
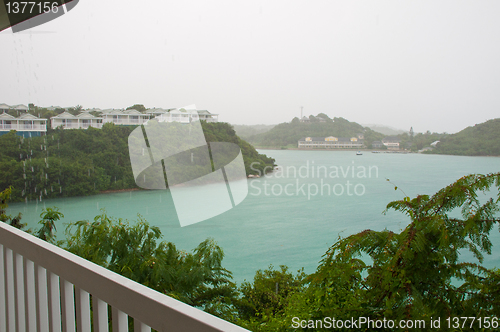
0,112,47,137
0,103,10,112
152,108,218,123
145,107,172,118
0,103,29,112
51,111,103,129
430,140,440,147
298,136,364,149
381,136,401,150
101,109,150,126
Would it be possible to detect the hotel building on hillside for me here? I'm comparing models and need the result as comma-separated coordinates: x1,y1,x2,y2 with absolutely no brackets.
298,136,364,149
151,108,219,123
0,103,29,113
101,109,150,126
0,112,47,137
0,104,220,133
51,111,104,129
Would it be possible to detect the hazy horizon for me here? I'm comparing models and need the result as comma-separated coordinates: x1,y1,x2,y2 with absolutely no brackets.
2,0,500,134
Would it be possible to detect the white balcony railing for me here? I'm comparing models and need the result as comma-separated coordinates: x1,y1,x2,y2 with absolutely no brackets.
81,123,103,129
0,124,47,131
0,222,249,332
103,119,149,125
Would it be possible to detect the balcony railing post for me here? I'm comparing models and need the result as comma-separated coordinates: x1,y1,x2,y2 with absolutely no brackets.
134,319,151,332
0,244,5,331
35,264,50,332
4,247,15,331
24,258,37,331
48,272,62,332
92,297,108,332
75,287,91,332
112,307,128,332
15,252,26,331
60,279,76,332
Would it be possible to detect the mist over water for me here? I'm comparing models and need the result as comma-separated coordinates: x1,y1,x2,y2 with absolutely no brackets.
8,150,500,283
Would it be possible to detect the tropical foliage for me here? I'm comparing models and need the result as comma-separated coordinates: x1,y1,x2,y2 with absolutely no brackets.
232,124,276,140
63,211,238,316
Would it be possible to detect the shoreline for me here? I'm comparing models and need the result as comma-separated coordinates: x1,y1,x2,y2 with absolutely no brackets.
256,147,405,152
98,188,143,194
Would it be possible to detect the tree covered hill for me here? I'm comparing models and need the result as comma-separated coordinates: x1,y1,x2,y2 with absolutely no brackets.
247,114,385,148
231,124,276,140
428,118,500,156
0,122,275,202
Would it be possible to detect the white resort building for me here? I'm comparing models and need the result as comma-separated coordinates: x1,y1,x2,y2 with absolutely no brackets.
298,136,364,149
381,136,401,150
51,108,219,130
152,108,218,123
1,102,219,136
101,109,150,126
51,111,103,129
0,103,29,113
0,112,47,137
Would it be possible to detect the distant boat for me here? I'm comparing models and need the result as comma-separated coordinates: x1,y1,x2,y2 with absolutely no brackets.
356,151,363,155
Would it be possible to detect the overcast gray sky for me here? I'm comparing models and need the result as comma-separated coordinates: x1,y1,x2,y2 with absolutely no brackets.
1,0,499,133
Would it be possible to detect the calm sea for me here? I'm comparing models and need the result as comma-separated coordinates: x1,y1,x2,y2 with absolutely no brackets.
7,150,500,284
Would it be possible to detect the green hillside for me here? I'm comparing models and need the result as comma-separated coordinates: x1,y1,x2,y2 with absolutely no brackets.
231,124,275,140
0,122,275,202
429,118,500,156
248,114,385,148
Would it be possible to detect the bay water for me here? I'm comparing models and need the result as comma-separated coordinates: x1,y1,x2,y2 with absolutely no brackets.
7,150,500,284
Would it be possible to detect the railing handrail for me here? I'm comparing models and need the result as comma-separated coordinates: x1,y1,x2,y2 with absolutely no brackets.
0,222,248,331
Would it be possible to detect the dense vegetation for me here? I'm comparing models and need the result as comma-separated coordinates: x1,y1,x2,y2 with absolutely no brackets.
0,122,274,202
232,124,276,140
427,118,500,156
247,114,385,148
397,130,448,152
2,172,499,331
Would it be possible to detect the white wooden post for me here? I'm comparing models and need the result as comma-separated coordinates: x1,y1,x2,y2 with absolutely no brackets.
92,297,108,332
5,248,16,331
24,259,37,331
15,252,26,332
134,319,151,332
75,287,91,332
48,271,61,332
60,279,76,332
0,244,6,331
35,264,50,332
112,307,129,332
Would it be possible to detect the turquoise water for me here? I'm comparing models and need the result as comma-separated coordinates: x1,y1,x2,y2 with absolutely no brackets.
7,150,500,284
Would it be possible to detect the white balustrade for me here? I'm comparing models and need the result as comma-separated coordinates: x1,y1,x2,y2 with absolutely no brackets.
0,222,248,332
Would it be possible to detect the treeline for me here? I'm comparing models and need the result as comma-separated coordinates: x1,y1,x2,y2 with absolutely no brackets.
0,122,275,202
231,124,276,140
248,114,385,148
2,173,500,331
427,118,500,156
397,131,448,152
5,104,85,120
